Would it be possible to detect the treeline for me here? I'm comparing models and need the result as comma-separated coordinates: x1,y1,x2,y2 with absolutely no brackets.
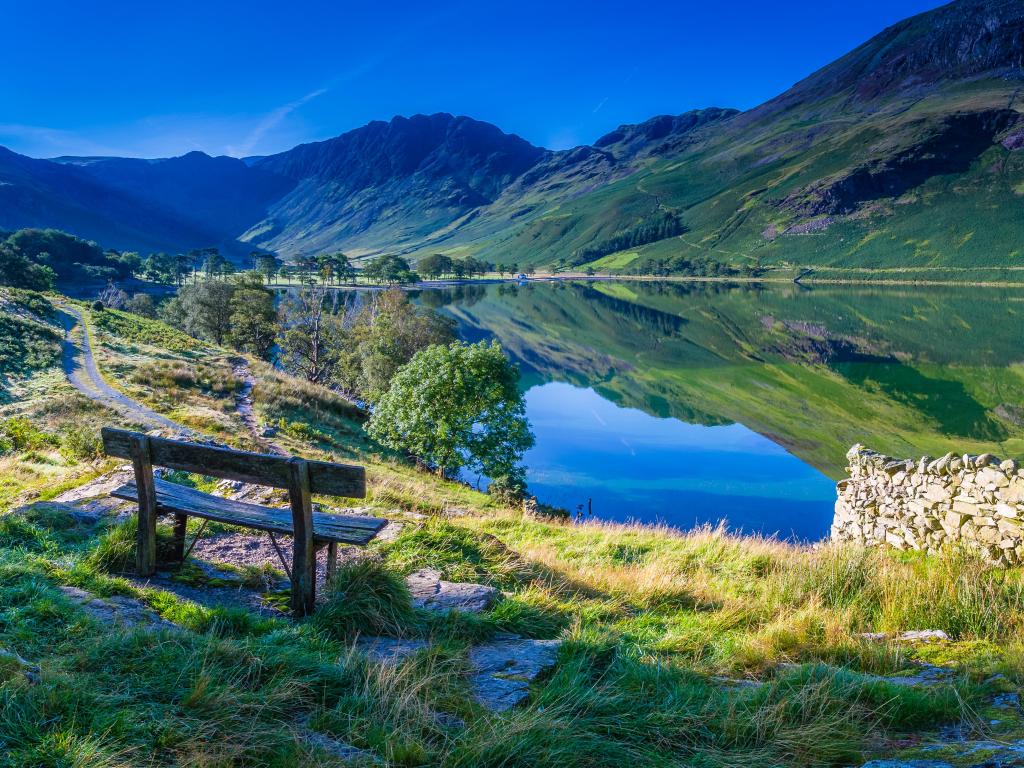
0,229,136,290
570,210,688,266
628,253,766,278
101,273,455,406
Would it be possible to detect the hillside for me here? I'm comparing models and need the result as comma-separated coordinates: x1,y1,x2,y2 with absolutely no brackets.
0,0,1020,274
2,292,1024,766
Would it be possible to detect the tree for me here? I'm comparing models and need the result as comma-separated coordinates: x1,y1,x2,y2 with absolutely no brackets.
336,288,455,403
229,274,277,359
126,293,157,318
254,253,282,284
363,254,417,285
0,243,55,290
418,254,452,279
202,249,230,280
163,280,236,344
367,341,534,480
278,286,343,384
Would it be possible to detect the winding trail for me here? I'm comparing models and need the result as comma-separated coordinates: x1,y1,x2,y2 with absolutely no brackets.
57,305,188,433
230,358,286,455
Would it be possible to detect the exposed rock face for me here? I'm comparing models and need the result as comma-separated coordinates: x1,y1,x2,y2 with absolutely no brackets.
406,568,500,614
832,445,1024,565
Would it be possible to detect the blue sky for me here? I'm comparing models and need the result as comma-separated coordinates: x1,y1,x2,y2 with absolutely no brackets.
0,0,947,159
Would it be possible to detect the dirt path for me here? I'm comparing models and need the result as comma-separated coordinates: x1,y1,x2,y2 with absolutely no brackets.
230,358,287,454
57,305,188,433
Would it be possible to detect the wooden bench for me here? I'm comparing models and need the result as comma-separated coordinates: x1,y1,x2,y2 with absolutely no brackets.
101,427,387,617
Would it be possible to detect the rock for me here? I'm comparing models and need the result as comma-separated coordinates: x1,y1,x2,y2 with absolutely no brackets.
57,586,177,631
355,636,429,664
857,629,948,643
406,568,500,614
302,730,376,763
0,647,40,684
885,663,955,687
468,635,562,712
993,692,1020,710
898,629,948,642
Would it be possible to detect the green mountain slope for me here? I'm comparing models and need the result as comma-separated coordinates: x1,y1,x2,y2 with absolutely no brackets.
410,0,1024,272
0,0,1020,271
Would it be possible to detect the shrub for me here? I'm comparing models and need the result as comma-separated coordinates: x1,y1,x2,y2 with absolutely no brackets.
313,559,418,639
59,425,103,462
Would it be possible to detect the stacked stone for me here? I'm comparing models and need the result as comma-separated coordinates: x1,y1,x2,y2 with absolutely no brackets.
831,444,1024,566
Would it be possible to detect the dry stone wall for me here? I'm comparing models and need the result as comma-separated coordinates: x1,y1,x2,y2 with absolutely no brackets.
831,444,1024,565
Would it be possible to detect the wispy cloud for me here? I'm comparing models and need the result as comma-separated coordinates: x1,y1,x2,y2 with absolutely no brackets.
226,87,329,157
592,96,609,114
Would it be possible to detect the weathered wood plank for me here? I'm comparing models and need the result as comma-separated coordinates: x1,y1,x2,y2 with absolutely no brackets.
289,458,316,617
112,478,386,545
102,427,366,498
129,433,158,577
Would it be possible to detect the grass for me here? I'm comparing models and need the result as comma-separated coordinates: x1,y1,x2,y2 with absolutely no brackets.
3,290,1024,765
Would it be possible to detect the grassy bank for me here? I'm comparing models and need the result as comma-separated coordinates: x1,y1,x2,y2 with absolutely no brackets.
1,297,1023,766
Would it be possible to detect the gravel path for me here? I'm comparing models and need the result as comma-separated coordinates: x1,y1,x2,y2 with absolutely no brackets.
58,305,186,432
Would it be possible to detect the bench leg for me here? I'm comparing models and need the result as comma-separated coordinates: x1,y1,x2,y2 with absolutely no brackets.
129,434,158,577
326,542,338,584
172,514,188,563
288,458,316,617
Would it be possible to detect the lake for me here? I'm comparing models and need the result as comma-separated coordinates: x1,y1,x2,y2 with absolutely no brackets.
420,280,1024,540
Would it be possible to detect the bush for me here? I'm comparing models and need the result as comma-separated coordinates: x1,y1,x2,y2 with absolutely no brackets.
313,559,418,639
59,425,103,462
488,474,527,505
0,418,57,453
91,301,104,311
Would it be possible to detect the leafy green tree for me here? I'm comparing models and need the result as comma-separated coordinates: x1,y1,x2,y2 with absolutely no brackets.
202,249,230,279
337,288,455,403
418,254,452,279
126,293,157,319
278,286,343,384
162,280,236,344
0,243,55,290
363,254,417,285
254,253,282,284
6,228,131,284
367,341,534,480
229,274,277,359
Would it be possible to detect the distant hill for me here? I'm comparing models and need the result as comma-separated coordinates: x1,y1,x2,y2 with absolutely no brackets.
0,0,1021,272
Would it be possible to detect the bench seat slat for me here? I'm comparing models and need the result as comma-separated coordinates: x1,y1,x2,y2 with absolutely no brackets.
112,478,387,546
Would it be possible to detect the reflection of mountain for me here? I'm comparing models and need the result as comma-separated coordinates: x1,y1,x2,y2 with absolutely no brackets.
433,282,1024,477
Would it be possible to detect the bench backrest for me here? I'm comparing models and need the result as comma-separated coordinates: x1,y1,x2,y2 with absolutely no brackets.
101,427,366,498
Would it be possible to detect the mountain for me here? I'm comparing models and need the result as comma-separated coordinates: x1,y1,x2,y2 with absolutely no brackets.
242,113,546,257
51,152,293,240
0,147,236,255
0,0,1020,272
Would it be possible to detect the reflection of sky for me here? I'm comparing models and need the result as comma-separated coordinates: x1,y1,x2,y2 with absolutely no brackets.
521,382,836,541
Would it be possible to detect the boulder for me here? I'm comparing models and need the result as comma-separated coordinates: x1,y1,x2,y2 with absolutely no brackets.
406,568,500,614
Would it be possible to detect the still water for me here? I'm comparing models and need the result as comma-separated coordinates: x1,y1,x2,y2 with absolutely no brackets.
422,280,1024,540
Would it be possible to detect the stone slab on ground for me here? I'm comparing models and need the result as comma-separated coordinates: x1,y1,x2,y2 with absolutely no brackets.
862,739,1024,768
355,636,430,664
468,634,562,711
57,586,177,631
407,568,500,614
